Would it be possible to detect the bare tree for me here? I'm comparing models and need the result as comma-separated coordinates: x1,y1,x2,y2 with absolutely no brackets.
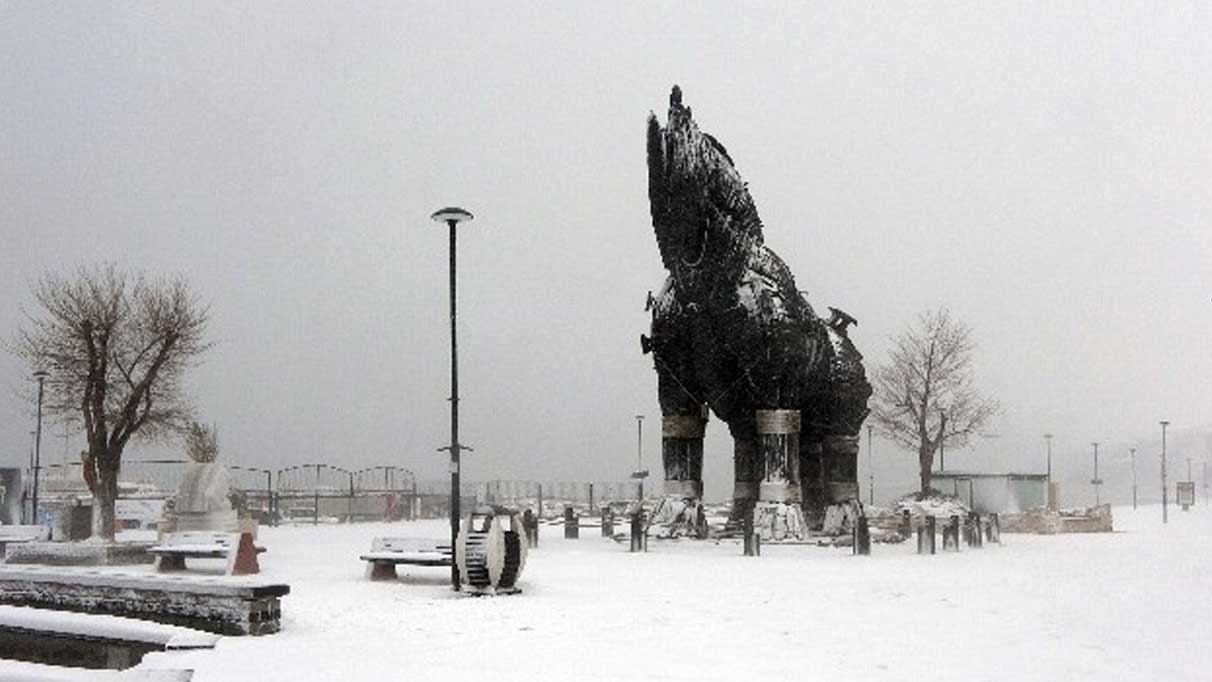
12,264,210,540
871,307,998,497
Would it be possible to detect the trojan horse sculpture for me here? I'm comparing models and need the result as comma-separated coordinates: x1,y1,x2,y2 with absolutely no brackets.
642,86,871,538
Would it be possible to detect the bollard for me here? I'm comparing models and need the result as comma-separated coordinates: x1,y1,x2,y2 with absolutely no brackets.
944,515,960,552
522,509,538,548
564,506,579,539
629,512,644,553
743,512,760,556
601,507,614,537
854,515,871,556
917,515,937,555
899,509,912,538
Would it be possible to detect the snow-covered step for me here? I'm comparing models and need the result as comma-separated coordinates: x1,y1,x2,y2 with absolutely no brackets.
0,660,192,681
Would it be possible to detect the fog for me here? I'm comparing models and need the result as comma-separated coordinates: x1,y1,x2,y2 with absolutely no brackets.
2,3,1209,505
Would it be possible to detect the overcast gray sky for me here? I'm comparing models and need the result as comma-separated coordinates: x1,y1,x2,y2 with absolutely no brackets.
2,2,1209,505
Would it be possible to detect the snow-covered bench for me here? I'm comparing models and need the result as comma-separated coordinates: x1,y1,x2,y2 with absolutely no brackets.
360,537,452,580
148,531,264,576
0,603,217,674
0,525,50,556
0,659,194,681
0,565,290,635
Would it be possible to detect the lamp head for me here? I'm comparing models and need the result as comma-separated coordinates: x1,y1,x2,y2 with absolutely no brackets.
32,369,49,381
431,207,474,225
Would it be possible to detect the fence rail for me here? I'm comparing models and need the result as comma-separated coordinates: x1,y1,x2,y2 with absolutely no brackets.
21,460,643,527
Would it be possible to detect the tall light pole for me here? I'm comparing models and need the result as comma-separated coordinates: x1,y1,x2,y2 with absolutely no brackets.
1130,447,1137,510
634,415,646,503
31,370,48,524
867,424,875,506
1044,433,1053,480
1160,420,1169,524
937,410,947,472
432,206,474,591
1203,461,1208,508
1090,441,1101,506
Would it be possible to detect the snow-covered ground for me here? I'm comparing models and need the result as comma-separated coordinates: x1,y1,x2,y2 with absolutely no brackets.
121,504,1212,680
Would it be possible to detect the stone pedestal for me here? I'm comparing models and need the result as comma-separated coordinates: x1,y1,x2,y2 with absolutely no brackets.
752,410,807,541
651,414,709,538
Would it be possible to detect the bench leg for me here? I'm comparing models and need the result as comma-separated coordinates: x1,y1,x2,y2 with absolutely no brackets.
156,555,186,572
367,561,397,581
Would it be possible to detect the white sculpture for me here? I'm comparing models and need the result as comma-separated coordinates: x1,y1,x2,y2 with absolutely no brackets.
168,423,238,533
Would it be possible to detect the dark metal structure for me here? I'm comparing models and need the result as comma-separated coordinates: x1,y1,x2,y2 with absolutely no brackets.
642,87,871,533
432,206,475,591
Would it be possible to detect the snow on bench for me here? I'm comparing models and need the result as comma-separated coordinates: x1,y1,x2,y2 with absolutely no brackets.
0,526,51,556
0,604,219,649
0,659,193,681
360,537,452,580
0,604,215,675
0,565,289,636
148,531,264,576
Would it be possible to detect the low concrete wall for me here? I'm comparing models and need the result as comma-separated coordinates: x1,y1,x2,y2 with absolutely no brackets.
1000,504,1112,534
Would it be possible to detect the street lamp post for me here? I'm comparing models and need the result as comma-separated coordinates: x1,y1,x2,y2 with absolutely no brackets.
1130,447,1137,510
937,410,947,472
634,415,647,503
1203,461,1208,509
1090,442,1101,506
432,206,474,592
867,424,875,506
1160,420,1169,524
1044,433,1053,480
31,370,49,525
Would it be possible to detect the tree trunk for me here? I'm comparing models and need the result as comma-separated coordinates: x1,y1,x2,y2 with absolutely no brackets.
919,447,935,497
91,455,120,541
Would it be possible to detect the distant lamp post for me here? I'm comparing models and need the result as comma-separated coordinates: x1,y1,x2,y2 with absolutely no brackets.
632,415,648,503
1090,442,1102,506
1044,433,1053,481
1160,420,1169,524
1130,447,1137,510
31,370,49,524
937,410,947,472
867,424,875,506
431,206,475,592
1183,457,1194,512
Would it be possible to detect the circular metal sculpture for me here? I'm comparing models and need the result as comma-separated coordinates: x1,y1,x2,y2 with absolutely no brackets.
643,86,872,538
456,505,526,595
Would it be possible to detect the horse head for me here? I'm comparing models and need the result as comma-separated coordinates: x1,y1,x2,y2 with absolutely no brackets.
647,86,764,290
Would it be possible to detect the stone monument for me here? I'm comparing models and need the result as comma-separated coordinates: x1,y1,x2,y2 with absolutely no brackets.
642,86,872,538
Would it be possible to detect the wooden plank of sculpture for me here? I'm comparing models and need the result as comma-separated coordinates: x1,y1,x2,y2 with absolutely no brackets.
752,410,807,542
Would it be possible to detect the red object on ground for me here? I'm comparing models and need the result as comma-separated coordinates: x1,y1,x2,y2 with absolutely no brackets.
230,532,260,575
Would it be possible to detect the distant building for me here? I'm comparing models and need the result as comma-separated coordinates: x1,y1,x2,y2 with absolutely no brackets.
933,471,1049,514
